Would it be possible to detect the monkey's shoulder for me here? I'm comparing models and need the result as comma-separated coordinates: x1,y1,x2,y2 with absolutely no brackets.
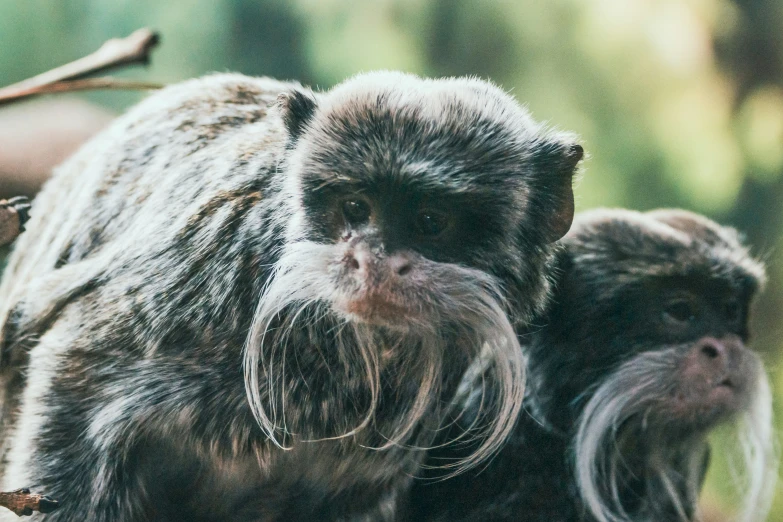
77,73,296,177
32,75,296,264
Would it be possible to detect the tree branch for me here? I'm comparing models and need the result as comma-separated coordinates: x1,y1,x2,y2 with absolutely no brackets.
1,28,159,90
0,28,161,517
0,28,162,106
0,488,59,517
0,78,164,107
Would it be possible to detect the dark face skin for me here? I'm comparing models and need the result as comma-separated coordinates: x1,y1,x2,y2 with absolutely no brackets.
300,174,511,323
644,281,754,430
528,268,758,436
302,179,505,266
315,192,450,317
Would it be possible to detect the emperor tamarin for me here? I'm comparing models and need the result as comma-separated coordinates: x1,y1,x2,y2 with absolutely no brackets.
408,208,777,522
0,72,583,520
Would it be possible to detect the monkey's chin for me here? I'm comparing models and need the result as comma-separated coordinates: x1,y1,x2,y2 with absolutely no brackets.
659,385,749,434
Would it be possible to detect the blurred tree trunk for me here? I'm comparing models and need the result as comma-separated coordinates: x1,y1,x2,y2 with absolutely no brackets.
716,0,783,357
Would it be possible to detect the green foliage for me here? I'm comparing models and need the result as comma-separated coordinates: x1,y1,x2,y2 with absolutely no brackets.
1,0,782,517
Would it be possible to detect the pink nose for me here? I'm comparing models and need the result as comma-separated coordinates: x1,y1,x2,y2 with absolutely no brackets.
388,253,412,276
344,249,413,277
694,336,745,367
697,338,727,364
687,336,745,386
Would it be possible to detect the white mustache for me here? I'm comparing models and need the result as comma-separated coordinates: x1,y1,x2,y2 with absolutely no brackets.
243,240,525,473
573,349,777,522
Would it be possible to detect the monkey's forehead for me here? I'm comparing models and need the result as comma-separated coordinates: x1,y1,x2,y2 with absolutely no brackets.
317,71,543,137
564,207,767,292
295,80,579,190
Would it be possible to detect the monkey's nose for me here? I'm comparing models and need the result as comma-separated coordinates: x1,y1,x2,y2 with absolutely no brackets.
697,338,726,363
691,337,745,386
388,253,412,276
346,248,370,271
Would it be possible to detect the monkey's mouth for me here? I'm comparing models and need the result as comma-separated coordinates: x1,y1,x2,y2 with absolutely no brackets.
339,292,413,326
663,376,749,431
706,377,746,407
715,377,735,393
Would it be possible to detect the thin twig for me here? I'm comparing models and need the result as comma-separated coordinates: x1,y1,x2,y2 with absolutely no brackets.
1,28,159,91
0,488,59,517
0,78,164,107
0,28,161,106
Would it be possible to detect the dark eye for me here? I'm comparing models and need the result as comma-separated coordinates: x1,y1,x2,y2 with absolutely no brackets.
342,199,371,226
663,300,696,324
415,210,452,237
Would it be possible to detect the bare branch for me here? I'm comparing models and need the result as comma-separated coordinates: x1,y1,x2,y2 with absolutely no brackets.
0,78,164,107
0,488,59,517
0,28,162,106
1,28,159,91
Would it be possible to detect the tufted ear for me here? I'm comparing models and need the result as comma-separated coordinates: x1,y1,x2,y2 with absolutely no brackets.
277,88,318,143
536,141,583,243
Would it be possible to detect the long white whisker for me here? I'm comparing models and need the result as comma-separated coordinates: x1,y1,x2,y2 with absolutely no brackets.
244,240,526,471
574,349,776,522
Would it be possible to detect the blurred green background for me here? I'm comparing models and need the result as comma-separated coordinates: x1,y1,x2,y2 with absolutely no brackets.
1,0,782,519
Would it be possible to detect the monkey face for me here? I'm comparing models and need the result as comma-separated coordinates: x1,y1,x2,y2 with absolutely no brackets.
672,335,755,428
528,208,776,522
298,186,515,330
299,183,498,329
613,285,759,436
245,72,583,464
527,209,768,434
534,275,763,440
568,282,772,522
277,72,583,329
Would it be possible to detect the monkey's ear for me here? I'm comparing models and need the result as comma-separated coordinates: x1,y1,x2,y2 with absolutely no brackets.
277,89,318,143
537,142,583,243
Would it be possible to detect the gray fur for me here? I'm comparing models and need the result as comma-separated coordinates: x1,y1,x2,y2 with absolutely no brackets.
408,208,776,522
0,72,581,521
